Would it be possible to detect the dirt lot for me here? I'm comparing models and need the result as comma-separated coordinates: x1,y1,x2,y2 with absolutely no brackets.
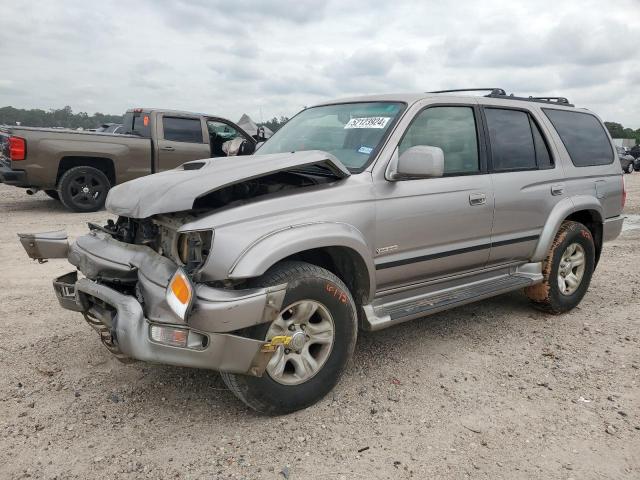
1,176,639,480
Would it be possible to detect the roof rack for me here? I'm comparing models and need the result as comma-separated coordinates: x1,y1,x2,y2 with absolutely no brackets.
527,96,572,105
429,88,507,96
428,88,574,107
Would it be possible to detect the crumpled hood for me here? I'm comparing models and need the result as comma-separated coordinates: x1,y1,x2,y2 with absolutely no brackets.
105,150,350,218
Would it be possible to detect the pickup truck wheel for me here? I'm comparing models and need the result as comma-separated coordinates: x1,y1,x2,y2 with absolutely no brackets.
44,190,60,201
524,221,595,314
58,166,110,212
221,261,357,415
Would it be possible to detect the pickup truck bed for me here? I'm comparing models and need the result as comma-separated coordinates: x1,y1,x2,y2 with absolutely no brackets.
1,108,256,212
0,127,151,188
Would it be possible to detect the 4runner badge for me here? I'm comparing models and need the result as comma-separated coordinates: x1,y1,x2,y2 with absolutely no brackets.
376,245,398,255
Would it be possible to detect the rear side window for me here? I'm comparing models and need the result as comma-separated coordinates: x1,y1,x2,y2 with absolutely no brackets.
485,109,536,171
543,109,613,166
162,117,204,143
530,118,553,169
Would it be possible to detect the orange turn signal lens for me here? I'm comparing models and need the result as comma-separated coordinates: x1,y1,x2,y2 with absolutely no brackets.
166,269,193,320
170,273,190,305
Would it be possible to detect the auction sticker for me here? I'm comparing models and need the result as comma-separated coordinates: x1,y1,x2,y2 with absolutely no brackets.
344,117,390,129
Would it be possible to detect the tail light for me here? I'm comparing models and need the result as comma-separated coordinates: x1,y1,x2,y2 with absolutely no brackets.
9,136,26,161
622,175,627,209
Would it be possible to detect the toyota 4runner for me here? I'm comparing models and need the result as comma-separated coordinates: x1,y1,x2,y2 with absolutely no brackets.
19,88,625,414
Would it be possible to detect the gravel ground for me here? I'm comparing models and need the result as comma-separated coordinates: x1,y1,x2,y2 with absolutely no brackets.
1,176,639,480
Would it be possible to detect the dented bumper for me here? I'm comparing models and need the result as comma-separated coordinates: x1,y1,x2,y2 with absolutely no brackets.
52,273,280,375
25,231,287,376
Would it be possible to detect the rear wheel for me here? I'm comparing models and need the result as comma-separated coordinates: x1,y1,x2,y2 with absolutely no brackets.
524,221,595,314
58,166,110,212
627,163,634,174
44,190,59,201
221,261,358,415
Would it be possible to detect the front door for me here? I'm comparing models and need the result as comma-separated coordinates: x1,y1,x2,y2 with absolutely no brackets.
157,115,210,171
374,104,494,291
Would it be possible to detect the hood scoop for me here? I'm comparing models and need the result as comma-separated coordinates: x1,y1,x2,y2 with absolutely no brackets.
105,150,350,218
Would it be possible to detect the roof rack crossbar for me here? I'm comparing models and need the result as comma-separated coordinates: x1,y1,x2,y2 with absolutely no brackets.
527,96,571,105
429,88,507,96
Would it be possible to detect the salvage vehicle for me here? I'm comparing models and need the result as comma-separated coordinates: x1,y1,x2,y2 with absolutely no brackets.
0,109,257,211
19,89,625,414
617,146,635,174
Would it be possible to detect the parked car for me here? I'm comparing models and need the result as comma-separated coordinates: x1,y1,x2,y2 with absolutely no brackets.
95,123,126,134
20,89,625,414
0,109,256,211
628,145,640,171
617,146,635,173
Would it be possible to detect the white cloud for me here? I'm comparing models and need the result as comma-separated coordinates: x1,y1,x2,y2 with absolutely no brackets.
0,0,638,128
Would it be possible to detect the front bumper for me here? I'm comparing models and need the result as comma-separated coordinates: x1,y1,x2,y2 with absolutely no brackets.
0,161,28,186
27,230,288,377
53,271,286,376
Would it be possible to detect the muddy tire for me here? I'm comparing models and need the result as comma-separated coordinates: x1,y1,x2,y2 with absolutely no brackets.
221,261,358,415
58,166,110,212
44,190,59,201
524,221,595,314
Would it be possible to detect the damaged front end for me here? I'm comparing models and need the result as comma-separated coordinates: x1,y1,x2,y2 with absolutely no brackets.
19,226,287,377
17,150,353,376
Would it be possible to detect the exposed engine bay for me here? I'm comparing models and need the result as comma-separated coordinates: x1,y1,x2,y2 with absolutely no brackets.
91,169,338,273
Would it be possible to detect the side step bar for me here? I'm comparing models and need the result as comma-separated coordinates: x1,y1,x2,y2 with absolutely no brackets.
363,265,541,331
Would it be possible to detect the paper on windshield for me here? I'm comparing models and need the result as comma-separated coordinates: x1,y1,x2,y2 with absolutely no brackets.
344,117,391,129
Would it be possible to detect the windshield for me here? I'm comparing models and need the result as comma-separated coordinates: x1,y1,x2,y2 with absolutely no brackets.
258,102,405,172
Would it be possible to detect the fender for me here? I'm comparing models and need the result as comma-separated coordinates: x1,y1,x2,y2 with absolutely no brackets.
531,195,603,262
228,222,376,300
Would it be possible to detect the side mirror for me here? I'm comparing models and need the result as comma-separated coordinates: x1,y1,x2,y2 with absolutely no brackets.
390,145,444,180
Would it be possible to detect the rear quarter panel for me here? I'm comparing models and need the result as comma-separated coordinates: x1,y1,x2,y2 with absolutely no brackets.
537,108,623,220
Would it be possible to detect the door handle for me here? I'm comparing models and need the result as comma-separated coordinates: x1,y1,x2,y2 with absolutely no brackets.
160,146,175,152
551,184,565,196
469,192,486,206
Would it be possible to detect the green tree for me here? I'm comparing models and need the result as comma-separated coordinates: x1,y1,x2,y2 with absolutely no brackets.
604,122,624,139
0,106,123,129
259,116,289,133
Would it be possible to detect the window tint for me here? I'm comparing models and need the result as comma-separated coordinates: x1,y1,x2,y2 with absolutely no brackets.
122,112,151,138
485,109,536,171
399,106,479,174
530,118,553,169
543,109,613,166
163,117,203,143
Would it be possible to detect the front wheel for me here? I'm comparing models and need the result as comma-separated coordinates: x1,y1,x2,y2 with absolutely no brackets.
58,166,110,212
221,261,358,415
524,221,595,314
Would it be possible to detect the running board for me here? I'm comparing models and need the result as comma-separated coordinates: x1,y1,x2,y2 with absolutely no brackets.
363,267,541,331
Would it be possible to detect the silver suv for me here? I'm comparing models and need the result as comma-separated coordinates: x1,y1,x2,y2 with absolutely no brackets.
20,88,626,414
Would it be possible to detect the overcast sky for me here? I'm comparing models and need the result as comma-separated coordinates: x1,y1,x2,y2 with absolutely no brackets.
1,0,639,127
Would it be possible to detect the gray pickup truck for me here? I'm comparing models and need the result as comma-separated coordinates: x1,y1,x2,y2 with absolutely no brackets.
20,89,625,415
0,108,257,212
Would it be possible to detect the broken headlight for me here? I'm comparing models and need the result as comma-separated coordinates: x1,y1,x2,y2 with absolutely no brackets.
176,230,213,273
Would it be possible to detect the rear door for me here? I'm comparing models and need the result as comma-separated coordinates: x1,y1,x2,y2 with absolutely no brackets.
157,115,210,170
483,105,565,265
